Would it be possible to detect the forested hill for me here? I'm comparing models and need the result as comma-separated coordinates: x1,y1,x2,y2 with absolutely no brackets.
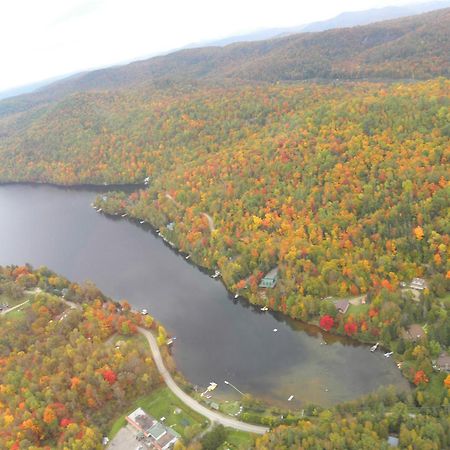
0,7,449,117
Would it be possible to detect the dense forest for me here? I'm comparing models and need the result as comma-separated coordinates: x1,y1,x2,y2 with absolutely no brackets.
0,265,160,449
2,79,446,301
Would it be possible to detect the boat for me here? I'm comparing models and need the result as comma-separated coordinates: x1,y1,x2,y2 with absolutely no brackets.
234,293,239,299
273,328,278,332
211,270,221,279
185,255,191,260
384,351,394,358
155,229,160,233
97,208,102,212
288,395,294,402
140,220,145,224
261,306,268,311
370,342,379,352
141,309,148,315
121,213,127,217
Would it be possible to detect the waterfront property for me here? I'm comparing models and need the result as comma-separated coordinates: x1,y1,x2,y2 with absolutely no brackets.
401,324,425,341
259,267,278,288
436,352,450,372
334,299,350,314
126,407,179,449
409,278,427,291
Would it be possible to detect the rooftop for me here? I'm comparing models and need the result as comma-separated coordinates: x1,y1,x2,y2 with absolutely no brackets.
263,267,278,279
334,299,350,314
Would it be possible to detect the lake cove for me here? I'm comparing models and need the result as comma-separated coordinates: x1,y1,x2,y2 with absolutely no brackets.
0,184,409,407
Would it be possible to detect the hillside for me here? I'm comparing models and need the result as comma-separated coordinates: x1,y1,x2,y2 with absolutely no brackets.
0,8,448,118
0,79,448,302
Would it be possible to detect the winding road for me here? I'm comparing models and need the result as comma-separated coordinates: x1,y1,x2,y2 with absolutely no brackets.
138,327,269,435
9,291,268,434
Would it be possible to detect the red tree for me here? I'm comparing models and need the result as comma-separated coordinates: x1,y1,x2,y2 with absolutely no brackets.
319,315,334,331
101,369,117,385
344,321,358,336
414,370,429,385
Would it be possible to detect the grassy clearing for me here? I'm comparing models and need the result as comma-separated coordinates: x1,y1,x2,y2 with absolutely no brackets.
108,386,206,440
221,429,255,449
347,303,370,316
220,400,241,416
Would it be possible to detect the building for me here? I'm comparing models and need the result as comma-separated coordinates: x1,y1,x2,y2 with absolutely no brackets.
401,324,425,341
259,267,278,288
387,436,399,447
410,278,427,291
334,299,350,314
126,408,179,449
436,352,450,372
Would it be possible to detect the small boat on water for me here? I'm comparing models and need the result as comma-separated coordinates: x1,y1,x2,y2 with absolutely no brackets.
288,395,294,401
97,208,102,212
384,351,394,358
234,293,239,299
261,306,268,311
273,328,278,332
211,270,221,279
155,229,160,233
140,220,145,224
185,255,191,260
121,213,128,217
141,309,148,315
370,342,380,352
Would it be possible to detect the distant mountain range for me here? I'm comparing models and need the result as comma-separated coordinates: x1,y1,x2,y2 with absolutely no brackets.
0,0,448,102
0,6,448,119
193,0,450,45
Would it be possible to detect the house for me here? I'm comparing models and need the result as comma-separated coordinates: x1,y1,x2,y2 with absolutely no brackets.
436,352,450,372
401,324,425,341
259,267,278,288
334,299,350,315
126,408,179,449
387,436,399,447
410,278,427,291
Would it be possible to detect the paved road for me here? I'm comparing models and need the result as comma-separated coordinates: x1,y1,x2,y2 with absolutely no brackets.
139,327,269,435
1,299,30,315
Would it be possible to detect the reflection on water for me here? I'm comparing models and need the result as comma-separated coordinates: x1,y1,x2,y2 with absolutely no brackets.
0,184,409,407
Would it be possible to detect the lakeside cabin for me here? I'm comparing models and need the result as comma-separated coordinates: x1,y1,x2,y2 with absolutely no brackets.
436,352,450,372
401,324,425,341
259,267,278,288
126,407,179,449
409,278,427,291
334,299,350,315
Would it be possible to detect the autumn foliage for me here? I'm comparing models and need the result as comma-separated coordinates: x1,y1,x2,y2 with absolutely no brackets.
319,315,334,331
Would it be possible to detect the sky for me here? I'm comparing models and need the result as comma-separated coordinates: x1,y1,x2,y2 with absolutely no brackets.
0,0,425,92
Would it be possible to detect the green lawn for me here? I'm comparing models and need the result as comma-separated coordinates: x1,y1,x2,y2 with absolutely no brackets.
0,292,31,308
221,429,255,449
220,400,241,416
108,386,206,439
347,302,370,316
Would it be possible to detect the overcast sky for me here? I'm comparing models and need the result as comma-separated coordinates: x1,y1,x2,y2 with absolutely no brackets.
0,0,423,91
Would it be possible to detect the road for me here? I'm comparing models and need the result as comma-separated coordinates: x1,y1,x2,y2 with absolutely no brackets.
1,299,30,315
138,327,269,435
201,212,215,231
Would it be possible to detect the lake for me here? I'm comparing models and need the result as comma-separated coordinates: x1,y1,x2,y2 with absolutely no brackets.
0,184,409,407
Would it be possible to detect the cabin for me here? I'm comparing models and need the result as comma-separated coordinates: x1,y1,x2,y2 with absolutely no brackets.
334,299,350,315
126,408,179,449
401,324,425,341
259,267,278,288
436,352,450,372
410,278,427,291
387,436,399,447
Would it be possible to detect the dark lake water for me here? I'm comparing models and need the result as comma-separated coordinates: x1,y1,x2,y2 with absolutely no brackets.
0,184,409,407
